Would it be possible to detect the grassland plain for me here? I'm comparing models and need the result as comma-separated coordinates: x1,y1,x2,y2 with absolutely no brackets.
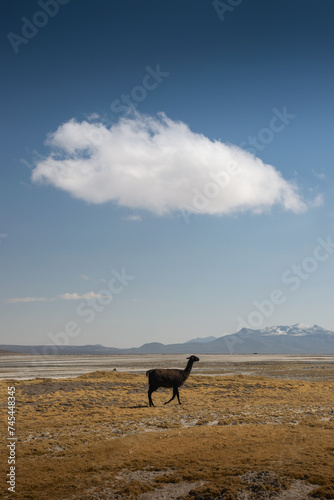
1,360,334,499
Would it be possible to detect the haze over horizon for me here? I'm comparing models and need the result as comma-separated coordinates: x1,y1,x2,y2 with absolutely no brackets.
1,1,334,348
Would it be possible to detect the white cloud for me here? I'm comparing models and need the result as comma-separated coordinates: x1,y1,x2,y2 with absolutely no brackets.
86,112,100,121
122,214,143,222
32,112,308,216
309,194,324,207
5,291,106,304
312,169,326,180
5,296,50,304
58,292,104,301
80,274,90,280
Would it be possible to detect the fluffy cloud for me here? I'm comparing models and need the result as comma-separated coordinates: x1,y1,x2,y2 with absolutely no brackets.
5,292,105,304
32,112,307,216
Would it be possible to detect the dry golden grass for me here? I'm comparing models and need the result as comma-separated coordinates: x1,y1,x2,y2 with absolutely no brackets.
1,362,334,499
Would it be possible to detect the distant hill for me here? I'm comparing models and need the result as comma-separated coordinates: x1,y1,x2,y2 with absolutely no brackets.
185,336,217,343
0,349,19,355
1,324,334,355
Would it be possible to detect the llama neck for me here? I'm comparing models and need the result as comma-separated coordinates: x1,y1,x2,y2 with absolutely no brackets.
183,359,194,378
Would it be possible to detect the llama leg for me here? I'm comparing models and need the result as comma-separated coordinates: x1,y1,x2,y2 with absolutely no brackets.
176,387,181,405
148,388,155,407
164,387,177,405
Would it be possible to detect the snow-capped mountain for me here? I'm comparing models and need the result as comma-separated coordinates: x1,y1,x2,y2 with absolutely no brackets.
134,324,334,354
260,324,334,337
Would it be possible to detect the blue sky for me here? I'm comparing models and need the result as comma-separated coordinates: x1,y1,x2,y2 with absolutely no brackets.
1,0,334,347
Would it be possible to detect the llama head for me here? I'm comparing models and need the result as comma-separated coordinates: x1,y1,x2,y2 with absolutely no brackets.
187,355,200,362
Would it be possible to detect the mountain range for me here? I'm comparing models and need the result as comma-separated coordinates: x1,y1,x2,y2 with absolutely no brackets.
2,324,334,355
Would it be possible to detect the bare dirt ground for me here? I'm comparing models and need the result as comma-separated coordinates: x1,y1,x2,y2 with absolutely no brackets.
1,355,334,499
